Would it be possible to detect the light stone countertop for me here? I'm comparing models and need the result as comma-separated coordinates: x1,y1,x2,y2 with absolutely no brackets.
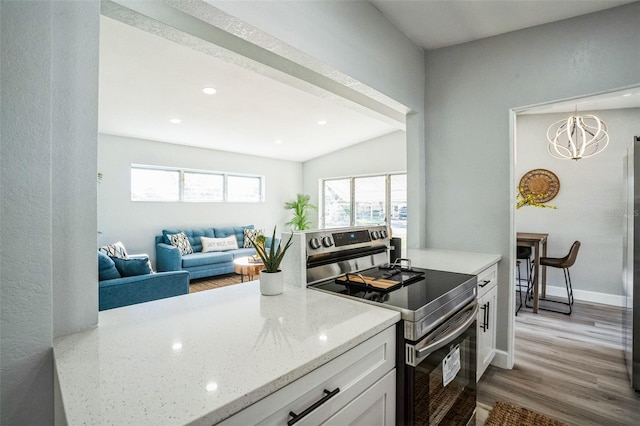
53,281,400,425
406,248,502,275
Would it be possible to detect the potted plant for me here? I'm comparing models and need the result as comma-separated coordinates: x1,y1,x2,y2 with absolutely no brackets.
253,233,267,255
248,226,293,295
284,194,317,230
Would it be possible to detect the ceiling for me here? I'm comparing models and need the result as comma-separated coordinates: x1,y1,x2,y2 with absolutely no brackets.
371,0,637,50
98,16,399,163
99,1,638,162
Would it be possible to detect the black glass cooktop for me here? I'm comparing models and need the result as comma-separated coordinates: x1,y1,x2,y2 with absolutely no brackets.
309,266,476,315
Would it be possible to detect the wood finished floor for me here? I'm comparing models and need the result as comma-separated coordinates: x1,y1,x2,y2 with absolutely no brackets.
477,301,640,426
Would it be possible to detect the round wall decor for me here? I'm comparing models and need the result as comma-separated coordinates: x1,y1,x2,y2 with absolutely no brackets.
519,169,560,203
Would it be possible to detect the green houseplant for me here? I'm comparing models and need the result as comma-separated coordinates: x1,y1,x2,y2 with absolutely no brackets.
248,227,293,295
284,194,317,230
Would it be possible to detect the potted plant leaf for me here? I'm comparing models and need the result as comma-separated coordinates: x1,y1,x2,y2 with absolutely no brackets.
284,194,317,231
248,226,293,295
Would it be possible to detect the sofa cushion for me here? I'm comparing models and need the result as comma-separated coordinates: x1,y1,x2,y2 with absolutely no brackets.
181,251,233,268
167,232,194,255
98,251,121,281
112,256,153,277
232,248,257,259
201,236,238,252
99,241,129,259
215,225,253,249
162,228,214,253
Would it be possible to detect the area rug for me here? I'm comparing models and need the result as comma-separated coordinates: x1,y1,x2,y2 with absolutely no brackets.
189,274,244,293
485,401,567,426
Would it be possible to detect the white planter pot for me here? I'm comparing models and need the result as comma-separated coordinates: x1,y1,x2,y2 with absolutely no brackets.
259,270,283,296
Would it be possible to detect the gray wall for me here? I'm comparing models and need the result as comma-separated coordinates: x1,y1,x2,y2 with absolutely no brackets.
302,130,407,229
210,0,427,248
516,108,640,305
424,3,640,354
1,2,424,423
0,1,99,424
98,134,302,262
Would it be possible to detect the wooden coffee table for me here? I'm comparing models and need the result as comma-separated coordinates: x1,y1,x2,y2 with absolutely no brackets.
233,256,264,282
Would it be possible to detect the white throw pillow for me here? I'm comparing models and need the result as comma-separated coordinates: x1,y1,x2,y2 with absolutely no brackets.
201,236,239,253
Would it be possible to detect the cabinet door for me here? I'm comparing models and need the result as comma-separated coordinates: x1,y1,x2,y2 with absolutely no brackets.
477,285,497,381
219,326,395,426
324,370,395,426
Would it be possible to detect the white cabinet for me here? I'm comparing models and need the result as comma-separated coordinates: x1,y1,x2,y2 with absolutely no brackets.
220,325,396,425
476,263,498,381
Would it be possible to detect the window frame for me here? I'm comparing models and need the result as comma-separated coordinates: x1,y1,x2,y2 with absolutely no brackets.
130,164,265,203
320,172,406,229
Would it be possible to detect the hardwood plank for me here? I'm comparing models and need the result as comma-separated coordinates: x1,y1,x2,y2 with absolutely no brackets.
478,301,640,426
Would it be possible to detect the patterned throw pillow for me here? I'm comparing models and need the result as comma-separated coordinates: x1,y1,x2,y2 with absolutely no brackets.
98,241,129,259
168,232,193,255
243,228,264,248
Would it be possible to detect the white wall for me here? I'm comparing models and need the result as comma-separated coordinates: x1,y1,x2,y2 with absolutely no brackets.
98,134,302,263
424,3,640,357
0,1,99,424
517,108,639,304
302,130,407,228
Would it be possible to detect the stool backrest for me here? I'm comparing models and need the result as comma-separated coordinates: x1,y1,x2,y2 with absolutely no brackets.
562,241,581,268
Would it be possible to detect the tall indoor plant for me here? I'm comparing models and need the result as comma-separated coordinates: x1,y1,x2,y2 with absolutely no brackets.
248,226,293,295
284,193,317,230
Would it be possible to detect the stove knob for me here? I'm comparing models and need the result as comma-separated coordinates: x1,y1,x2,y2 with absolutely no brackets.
380,229,388,238
322,236,333,247
309,237,321,250
371,231,380,240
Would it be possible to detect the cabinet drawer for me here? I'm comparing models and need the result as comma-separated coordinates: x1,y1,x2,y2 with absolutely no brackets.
220,325,396,426
477,263,498,298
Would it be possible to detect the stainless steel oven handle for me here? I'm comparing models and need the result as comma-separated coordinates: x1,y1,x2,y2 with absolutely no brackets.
415,301,478,358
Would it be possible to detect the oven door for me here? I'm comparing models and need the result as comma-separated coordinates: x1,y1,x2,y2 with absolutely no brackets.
400,301,478,426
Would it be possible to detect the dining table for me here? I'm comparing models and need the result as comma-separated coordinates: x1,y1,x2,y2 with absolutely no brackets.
517,232,548,313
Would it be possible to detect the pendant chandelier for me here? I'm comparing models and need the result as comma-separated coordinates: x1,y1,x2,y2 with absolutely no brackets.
546,110,609,160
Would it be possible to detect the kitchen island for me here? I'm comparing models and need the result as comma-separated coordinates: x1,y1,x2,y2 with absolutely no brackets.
53,281,400,425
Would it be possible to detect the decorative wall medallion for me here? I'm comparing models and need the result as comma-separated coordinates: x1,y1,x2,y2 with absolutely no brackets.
519,169,560,203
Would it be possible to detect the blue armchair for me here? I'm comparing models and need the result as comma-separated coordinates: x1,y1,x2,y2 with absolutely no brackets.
98,252,190,311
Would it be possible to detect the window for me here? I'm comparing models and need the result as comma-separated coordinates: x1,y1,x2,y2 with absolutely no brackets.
324,179,351,228
321,173,407,239
227,175,262,203
131,168,179,202
184,172,223,202
354,176,386,226
131,165,264,203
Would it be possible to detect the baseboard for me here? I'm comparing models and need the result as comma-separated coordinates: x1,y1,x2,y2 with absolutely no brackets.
544,285,624,307
491,349,511,370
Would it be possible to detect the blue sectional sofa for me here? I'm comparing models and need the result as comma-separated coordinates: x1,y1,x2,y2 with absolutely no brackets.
98,253,190,311
155,225,275,280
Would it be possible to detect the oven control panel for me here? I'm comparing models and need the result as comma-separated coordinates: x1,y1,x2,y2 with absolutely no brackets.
306,225,389,255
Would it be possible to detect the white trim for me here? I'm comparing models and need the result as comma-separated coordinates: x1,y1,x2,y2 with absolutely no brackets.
544,285,625,307
491,349,511,370
506,108,517,370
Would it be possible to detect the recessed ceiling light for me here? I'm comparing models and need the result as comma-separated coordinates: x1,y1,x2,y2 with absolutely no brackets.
169,118,181,124
275,140,283,144
202,87,217,95
623,93,632,97
205,382,218,392
318,120,327,125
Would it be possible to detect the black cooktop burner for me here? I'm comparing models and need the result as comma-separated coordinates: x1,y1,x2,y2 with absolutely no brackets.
311,266,476,314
